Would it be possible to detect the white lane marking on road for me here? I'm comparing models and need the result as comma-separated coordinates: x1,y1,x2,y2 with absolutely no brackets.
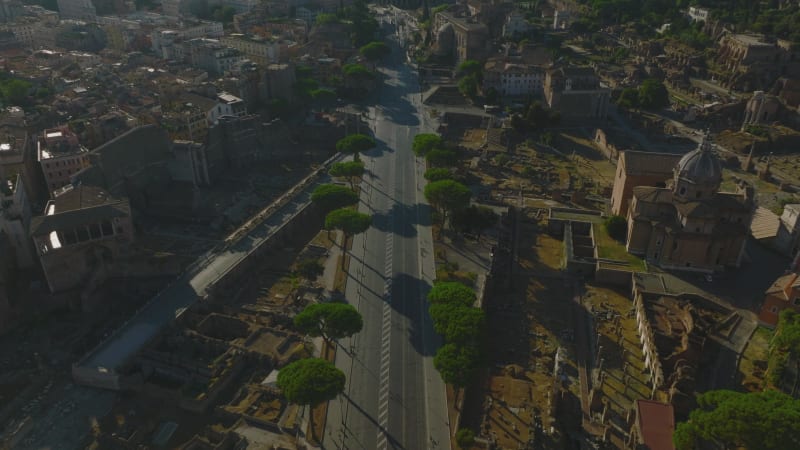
376,205,395,449
414,155,439,448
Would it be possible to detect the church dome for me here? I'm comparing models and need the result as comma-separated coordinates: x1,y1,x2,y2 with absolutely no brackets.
674,134,722,186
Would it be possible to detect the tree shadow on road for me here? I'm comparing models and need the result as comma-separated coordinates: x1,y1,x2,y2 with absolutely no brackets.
322,392,407,450
370,202,432,238
371,204,417,238
388,272,439,358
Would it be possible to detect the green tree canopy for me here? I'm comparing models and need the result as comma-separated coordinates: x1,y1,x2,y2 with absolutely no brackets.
424,180,471,225
455,428,476,449
524,101,561,130
604,215,627,241
343,63,375,80
767,310,800,387
359,41,391,62
430,303,485,344
266,98,289,119
211,5,236,23
431,4,449,14
425,148,458,167
452,205,498,238
311,184,359,211
310,88,337,104
424,168,454,182
293,77,319,102
456,59,483,81
457,74,479,99
433,343,482,388
336,133,375,160
427,281,476,307
277,358,346,405
617,87,640,108
325,208,371,238
0,78,31,106
674,389,800,450
483,86,499,106
638,78,670,110
294,302,364,342
412,133,443,156
346,0,379,46
315,13,339,25
771,310,800,354
329,161,365,189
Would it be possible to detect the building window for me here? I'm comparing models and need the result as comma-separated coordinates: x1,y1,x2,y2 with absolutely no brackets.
679,186,686,195
76,227,90,242
100,220,114,236
771,306,779,313
89,223,102,239
794,298,800,306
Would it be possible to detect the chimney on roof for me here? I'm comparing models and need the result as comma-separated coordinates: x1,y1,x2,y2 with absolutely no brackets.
783,273,799,299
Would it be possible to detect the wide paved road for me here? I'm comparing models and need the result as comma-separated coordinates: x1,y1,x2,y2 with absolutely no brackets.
323,14,450,450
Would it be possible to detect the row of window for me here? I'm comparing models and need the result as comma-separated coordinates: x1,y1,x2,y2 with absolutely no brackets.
43,158,86,170
54,220,118,247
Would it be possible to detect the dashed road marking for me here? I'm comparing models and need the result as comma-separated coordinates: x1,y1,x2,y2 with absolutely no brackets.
377,214,394,449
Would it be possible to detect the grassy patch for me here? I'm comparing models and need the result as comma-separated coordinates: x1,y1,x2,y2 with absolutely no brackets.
593,224,646,272
308,402,327,446
310,230,336,249
739,326,772,392
435,268,477,286
270,275,298,298
333,253,349,293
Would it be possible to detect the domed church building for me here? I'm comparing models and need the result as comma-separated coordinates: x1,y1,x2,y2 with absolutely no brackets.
625,134,755,273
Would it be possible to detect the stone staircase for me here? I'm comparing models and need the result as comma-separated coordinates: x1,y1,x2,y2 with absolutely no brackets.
422,85,468,106
485,128,507,151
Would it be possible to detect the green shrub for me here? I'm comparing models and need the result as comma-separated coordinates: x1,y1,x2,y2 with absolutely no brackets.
455,428,476,448
604,215,627,242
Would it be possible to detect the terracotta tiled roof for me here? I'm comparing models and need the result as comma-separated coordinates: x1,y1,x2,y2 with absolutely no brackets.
750,206,782,240
673,199,719,219
52,185,115,212
635,399,675,450
765,273,798,298
30,201,130,236
622,151,681,175
715,192,751,211
632,186,673,204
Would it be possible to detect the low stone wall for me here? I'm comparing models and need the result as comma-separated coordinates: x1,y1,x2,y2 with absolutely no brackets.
547,207,603,236
207,204,324,298
595,262,634,287
71,364,121,391
563,222,598,276
594,128,622,161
